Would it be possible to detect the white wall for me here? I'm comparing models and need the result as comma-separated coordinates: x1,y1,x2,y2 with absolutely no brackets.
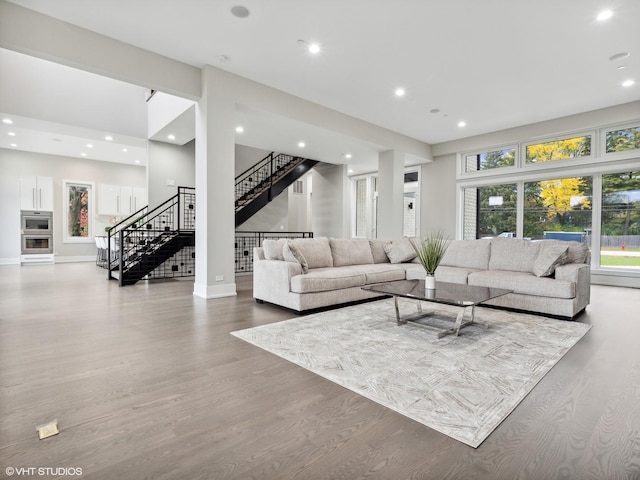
420,155,457,239
147,140,195,209
312,163,349,238
0,148,146,263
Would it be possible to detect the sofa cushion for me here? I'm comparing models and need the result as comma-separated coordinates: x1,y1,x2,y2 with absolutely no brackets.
262,238,287,260
369,239,391,263
533,243,569,277
468,270,575,299
434,265,484,284
489,238,542,273
440,239,491,270
354,263,406,284
329,238,374,267
383,238,417,264
290,266,366,293
285,237,333,274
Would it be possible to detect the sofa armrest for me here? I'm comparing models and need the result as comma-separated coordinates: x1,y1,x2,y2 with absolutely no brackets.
253,247,266,261
555,263,591,305
253,257,303,304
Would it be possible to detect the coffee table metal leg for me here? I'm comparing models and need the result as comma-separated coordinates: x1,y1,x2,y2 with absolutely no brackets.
394,296,404,325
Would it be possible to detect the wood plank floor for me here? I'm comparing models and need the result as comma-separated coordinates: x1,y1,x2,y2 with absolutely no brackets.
1,262,639,479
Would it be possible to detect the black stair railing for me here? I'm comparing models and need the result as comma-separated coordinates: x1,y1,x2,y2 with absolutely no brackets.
107,186,196,285
235,152,302,210
235,152,319,227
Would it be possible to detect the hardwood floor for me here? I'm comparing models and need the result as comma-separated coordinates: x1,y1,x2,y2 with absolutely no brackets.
1,262,639,479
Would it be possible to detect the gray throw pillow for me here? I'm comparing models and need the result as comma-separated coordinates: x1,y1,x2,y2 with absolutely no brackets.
533,244,569,277
262,238,287,260
383,238,417,264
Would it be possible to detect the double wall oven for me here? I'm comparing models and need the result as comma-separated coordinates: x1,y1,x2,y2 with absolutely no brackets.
21,210,53,254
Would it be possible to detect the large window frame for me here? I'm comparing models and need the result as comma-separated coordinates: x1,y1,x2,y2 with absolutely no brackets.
457,119,640,282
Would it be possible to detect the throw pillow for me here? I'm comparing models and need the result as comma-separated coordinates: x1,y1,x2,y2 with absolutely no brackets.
383,238,417,264
369,239,391,263
287,237,333,273
533,244,569,277
284,241,309,273
329,238,374,267
262,238,287,261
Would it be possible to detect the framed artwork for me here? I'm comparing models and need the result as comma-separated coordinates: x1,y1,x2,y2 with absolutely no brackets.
63,180,95,243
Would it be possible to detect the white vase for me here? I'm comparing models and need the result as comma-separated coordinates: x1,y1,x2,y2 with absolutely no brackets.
424,274,436,290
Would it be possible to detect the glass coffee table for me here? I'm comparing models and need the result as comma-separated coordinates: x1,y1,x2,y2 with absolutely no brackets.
363,279,512,338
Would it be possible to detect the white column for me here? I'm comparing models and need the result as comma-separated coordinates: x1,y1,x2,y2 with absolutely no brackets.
193,66,237,299
377,149,405,239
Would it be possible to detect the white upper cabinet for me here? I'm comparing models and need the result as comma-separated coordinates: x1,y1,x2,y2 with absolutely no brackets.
98,184,146,216
20,176,54,211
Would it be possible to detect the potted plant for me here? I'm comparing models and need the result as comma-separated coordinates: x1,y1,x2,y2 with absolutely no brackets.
410,231,450,290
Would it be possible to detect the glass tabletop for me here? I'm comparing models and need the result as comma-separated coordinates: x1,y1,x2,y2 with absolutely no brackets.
363,279,512,307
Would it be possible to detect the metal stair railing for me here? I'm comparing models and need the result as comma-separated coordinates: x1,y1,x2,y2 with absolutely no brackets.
107,186,196,285
235,152,303,210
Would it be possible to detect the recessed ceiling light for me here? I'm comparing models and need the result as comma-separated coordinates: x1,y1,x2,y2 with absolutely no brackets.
345,153,352,159
609,52,630,62
218,55,228,63
8,132,16,136
105,135,113,141
298,141,306,148
597,9,613,21
122,148,128,152
86,143,93,148
167,134,176,140
52,138,62,142
618,65,627,70
134,160,140,164
430,108,441,114
348,169,354,174
235,126,244,133
81,152,87,157
231,5,250,18
458,121,467,127
308,43,321,54
10,143,17,147
395,88,406,97
2,118,13,124
622,79,635,87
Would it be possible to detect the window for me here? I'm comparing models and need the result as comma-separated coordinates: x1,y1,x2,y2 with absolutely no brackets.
465,148,515,172
600,171,640,269
63,180,94,243
463,184,517,239
525,135,591,164
605,125,640,153
523,176,592,240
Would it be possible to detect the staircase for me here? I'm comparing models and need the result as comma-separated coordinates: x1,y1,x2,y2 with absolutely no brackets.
107,187,196,286
235,152,318,227
108,152,319,286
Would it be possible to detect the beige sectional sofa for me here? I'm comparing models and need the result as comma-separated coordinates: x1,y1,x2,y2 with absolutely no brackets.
252,236,591,318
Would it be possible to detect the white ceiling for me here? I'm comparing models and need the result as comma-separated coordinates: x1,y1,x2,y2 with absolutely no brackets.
2,0,640,172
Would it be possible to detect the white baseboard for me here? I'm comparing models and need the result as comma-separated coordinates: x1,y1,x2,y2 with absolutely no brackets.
193,282,237,299
55,256,95,263
0,257,20,265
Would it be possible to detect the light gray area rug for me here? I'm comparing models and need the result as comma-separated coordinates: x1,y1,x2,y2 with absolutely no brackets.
232,298,591,447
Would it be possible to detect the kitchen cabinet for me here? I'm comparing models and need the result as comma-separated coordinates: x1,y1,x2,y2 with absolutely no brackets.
98,184,146,216
20,176,54,211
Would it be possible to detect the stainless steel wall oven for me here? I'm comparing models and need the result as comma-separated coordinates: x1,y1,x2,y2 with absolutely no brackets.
21,210,53,254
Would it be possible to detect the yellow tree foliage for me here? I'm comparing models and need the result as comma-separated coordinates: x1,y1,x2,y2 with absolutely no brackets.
526,137,589,163
539,177,591,222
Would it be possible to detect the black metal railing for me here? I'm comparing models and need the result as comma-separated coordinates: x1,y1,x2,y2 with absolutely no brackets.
235,152,301,209
107,187,196,285
235,231,313,273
